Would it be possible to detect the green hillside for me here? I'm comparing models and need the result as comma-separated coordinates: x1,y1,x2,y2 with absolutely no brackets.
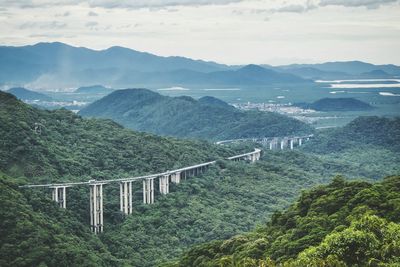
79,88,313,140
305,116,400,153
0,90,234,181
169,175,400,266
1,90,399,266
0,172,122,266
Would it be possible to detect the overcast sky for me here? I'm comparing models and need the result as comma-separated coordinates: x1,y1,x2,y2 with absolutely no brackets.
1,0,399,65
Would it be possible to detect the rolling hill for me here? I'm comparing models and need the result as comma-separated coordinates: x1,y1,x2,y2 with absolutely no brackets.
304,116,400,154
296,97,374,112
79,88,313,140
0,90,234,180
1,90,399,266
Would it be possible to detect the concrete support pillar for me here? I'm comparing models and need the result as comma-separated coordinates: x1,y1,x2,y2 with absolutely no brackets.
143,178,155,204
51,186,67,209
120,181,133,215
90,183,104,234
299,138,303,146
290,139,294,150
280,139,285,150
159,175,170,195
172,172,181,184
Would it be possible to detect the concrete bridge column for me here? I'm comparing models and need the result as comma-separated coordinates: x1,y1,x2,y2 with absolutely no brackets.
143,178,155,204
120,181,133,215
280,139,285,150
290,139,294,150
51,186,67,208
159,175,169,195
171,172,181,184
299,138,303,146
90,183,104,234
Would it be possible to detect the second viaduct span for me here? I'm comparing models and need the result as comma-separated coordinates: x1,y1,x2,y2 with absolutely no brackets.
19,135,312,234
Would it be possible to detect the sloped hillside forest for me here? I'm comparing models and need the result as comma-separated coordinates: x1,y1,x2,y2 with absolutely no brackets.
2,86,400,267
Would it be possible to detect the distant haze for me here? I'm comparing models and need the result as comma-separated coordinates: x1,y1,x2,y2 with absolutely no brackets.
1,0,400,65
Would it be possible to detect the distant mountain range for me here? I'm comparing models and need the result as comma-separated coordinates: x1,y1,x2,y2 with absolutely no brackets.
7,87,52,101
273,61,400,80
2,42,398,90
79,88,312,140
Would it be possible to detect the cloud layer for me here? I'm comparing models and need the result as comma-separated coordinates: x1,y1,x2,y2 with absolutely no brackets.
1,0,400,65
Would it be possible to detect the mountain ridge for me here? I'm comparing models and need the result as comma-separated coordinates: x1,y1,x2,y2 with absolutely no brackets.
79,88,313,140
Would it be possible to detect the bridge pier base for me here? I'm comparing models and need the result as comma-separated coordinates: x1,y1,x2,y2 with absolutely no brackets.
159,175,169,195
90,183,104,234
120,181,133,215
143,178,155,204
280,139,285,150
172,172,181,184
51,186,67,208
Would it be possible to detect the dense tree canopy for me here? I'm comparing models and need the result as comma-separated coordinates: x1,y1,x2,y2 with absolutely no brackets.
0,172,122,267
0,91,235,181
1,90,399,267
170,176,400,266
79,89,313,140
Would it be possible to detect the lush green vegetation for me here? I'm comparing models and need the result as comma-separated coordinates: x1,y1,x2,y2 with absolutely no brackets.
0,90,234,181
169,175,400,266
304,116,400,154
0,172,122,267
1,90,399,266
79,88,313,140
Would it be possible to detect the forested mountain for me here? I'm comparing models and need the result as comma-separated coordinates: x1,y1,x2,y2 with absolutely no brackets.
79,88,313,140
296,97,374,112
169,175,400,266
1,90,399,266
305,116,400,153
0,90,234,180
0,172,122,266
7,87,52,101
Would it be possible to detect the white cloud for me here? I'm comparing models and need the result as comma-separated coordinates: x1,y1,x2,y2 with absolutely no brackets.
0,0,400,65
319,0,398,9
1,0,244,9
